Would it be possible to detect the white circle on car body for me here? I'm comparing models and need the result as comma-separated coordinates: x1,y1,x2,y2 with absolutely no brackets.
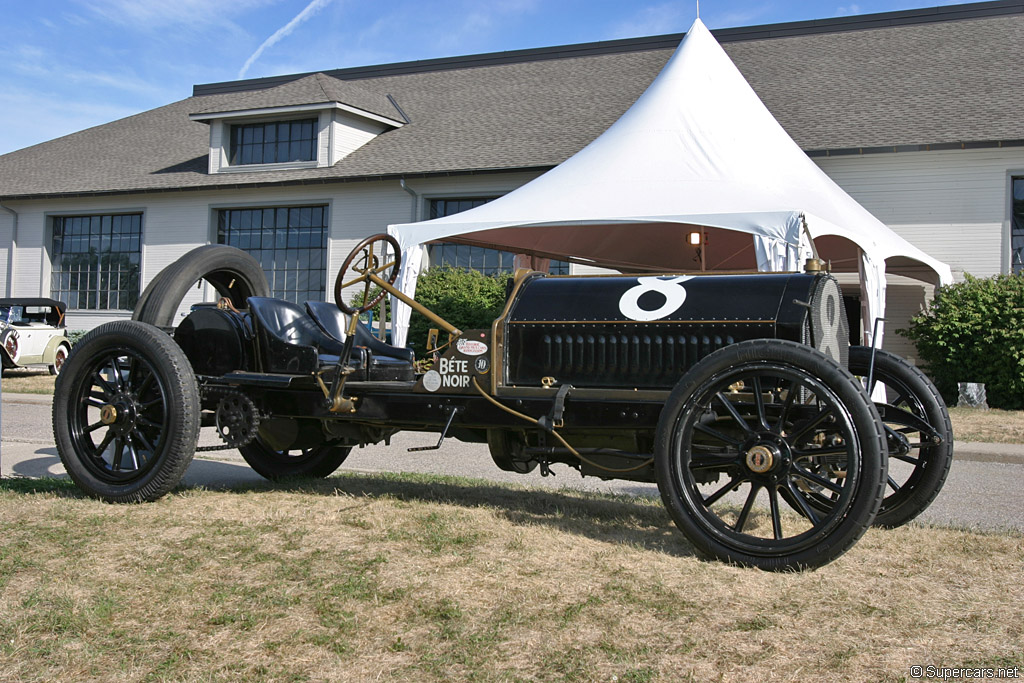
423,370,442,392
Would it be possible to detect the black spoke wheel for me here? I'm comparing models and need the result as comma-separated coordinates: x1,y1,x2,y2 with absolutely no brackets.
239,435,352,480
334,233,402,315
655,340,886,571
848,346,953,528
133,245,270,329
52,321,199,502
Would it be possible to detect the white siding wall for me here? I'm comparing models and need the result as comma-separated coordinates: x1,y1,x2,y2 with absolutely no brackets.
329,111,388,165
1,175,542,330
208,121,225,174
815,147,1024,280
0,211,12,296
815,147,1024,355
6,147,1022,338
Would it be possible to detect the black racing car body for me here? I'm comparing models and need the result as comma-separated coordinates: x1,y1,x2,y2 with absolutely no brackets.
52,238,951,571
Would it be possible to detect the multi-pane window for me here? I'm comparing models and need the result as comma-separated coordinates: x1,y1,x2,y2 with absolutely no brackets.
51,213,141,310
229,118,317,165
427,198,570,275
1012,177,1024,275
217,205,327,303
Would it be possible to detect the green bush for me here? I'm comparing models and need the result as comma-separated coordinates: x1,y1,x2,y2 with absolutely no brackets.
66,330,88,346
406,267,512,356
900,273,1024,409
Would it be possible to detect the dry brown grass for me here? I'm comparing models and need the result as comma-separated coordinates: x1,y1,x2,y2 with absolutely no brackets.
949,407,1024,444
1,368,56,394
1,473,1021,682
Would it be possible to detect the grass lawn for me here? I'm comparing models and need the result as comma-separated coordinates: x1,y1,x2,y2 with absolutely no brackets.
0,473,1021,682
1,369,57,394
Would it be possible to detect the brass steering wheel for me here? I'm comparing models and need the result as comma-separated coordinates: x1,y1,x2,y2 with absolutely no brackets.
333,233,403,315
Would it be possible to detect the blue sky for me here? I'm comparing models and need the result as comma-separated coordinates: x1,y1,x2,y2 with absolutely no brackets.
0,0,963,155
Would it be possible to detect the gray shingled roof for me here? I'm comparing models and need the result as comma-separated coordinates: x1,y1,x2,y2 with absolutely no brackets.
2,2,1023,200
189,73,403,123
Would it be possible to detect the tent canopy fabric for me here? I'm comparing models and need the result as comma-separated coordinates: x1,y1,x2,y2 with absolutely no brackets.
387,18,952,346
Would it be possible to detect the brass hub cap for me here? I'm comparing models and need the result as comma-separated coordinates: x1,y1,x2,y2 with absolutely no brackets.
745,445,776,474
100,404,119,425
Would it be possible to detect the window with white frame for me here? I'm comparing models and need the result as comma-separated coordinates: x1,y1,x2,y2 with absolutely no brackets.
229,118,318,166
217,205,328,304
1012,177,1023,275
51,213,141,310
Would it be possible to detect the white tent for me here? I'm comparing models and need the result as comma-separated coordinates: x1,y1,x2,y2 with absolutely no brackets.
387,18,951,347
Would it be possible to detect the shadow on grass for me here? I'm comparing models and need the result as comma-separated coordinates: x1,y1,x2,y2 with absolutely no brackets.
0,471,697,559
0,476,78,495
223,471,698,558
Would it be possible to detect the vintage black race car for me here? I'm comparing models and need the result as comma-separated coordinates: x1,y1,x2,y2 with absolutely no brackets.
52,235,952,571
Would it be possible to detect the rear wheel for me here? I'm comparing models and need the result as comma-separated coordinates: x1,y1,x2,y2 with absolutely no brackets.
48,343,70,375
655,339,886,571
487,429,538,473
239,436,352,480
848,347,953,528
52,321,199,502
133,245,269,329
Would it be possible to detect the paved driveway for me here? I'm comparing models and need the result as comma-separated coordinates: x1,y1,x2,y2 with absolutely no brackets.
4,392,1023,532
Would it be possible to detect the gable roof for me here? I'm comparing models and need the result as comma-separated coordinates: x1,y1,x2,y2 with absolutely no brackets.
1,0,1023,201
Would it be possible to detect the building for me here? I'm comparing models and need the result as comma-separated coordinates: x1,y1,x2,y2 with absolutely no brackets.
0,0,1022,361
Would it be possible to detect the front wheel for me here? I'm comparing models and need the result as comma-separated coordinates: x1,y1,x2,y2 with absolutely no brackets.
654,340,887,571
239,437,352,480
52,321,200,502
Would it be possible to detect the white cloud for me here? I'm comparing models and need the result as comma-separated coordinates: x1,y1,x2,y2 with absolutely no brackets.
238,0,337,78
75,0,274,32
836,4,862,16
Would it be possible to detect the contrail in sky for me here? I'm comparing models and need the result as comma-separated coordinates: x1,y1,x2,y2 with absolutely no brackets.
238,0,336,79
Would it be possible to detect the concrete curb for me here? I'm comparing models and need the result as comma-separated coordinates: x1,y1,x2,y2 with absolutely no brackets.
1,392,54,405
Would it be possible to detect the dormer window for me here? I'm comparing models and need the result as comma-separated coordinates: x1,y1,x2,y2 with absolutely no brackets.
189,72,406,175
229,118,317,165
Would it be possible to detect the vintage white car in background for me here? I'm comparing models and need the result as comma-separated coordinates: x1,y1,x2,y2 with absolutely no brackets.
0,298,72,375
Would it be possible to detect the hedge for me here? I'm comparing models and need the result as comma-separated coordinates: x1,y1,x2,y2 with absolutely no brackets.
405,267,512,356
900,273,1024,409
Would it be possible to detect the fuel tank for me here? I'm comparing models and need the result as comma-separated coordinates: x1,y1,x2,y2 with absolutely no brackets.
500,272,847,390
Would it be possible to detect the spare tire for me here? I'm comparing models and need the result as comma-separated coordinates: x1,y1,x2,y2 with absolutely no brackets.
133,245,269,328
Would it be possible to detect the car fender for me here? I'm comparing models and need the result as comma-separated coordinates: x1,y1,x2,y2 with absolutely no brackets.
1,326,20,364
42,334,70,363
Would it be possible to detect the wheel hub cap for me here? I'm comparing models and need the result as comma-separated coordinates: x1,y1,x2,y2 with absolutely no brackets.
100,404,119,425
745,444,777,474
102,391,139,435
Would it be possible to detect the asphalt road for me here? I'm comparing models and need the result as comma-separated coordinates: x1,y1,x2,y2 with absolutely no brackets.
3,391,1022,532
